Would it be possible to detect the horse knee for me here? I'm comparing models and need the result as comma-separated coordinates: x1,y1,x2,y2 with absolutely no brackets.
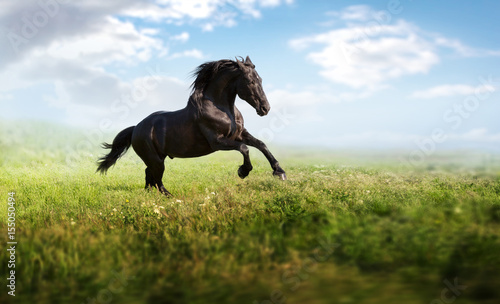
239,144,250,156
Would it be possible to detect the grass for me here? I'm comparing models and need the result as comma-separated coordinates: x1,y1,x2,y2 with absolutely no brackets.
1,121,500,303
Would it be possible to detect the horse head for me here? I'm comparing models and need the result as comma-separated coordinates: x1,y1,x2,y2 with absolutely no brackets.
235,56,270,116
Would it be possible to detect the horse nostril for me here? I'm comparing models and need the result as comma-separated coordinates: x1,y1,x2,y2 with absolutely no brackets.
261,104,270,114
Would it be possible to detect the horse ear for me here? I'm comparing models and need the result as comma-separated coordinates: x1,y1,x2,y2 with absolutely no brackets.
245,56,255,68
235,56,245,70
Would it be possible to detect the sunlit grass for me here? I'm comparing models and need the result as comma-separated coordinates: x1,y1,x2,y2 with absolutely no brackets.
1,121,500,303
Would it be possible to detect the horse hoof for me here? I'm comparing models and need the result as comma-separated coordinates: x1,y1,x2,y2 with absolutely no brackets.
273,172,287,181
238,166,250,179
158,186,173,197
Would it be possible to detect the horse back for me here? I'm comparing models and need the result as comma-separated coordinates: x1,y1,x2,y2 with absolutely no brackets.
132,108,214,159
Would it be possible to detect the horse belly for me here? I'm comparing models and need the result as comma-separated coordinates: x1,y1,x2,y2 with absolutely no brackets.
162,124,213,159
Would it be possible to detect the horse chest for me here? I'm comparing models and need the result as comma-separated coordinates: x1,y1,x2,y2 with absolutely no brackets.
228,113,239,137
219,114,239,138
209,108,240,138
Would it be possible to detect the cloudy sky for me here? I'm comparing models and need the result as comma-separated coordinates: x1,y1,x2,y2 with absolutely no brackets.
1,0,500,151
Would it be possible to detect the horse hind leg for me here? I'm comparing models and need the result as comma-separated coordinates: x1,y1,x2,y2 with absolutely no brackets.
135,147,172,196
145,168,155,189
147,160,172,196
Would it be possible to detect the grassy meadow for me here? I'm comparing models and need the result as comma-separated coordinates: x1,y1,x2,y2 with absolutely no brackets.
1,121,500,304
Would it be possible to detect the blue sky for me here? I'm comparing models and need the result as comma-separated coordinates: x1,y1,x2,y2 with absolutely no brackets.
1,0,500,152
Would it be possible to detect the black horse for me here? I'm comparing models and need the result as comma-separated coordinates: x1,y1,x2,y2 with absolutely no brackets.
97,56,286,196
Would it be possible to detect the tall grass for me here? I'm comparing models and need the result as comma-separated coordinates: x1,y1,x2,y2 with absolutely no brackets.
1,121,499,303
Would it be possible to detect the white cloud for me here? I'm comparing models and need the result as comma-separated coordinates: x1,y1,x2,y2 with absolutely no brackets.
235,86,330,132
0,93,13,100
44,66,190,127
264,88,333,122
121,0,293,30
449,128,500,143
267,87,338,108
338,86,387,101
264,83,381,113
410,84,496,99
168,49,205,60
434,37,500,57
0,0,142,68
43,17,163,66
290,17,439,89
0,0,294,127
123,0,220,21
0,0,293,68
170,32,190,43
0,14,165,91
290,5,500,90
328,5,375,22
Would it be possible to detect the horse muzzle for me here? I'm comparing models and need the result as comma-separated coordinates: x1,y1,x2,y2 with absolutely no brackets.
257,103,270,116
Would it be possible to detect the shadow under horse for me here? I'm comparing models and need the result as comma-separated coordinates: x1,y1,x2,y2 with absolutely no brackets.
97,56,286,196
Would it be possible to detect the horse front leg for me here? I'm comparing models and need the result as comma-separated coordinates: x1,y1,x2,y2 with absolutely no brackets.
236,143,253,179
205,136,253,179
240,129,287,180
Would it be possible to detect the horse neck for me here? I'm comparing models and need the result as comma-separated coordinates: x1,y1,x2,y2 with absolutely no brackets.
203,70,239,110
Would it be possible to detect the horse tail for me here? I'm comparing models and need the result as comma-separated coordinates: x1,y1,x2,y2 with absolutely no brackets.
96,126,135,174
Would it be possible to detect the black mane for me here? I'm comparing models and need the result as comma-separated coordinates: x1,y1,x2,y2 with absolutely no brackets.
188,59,242,111
190,59,240,93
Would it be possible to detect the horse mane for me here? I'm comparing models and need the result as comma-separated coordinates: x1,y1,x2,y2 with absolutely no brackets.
190,59,239,92
188,59,242,110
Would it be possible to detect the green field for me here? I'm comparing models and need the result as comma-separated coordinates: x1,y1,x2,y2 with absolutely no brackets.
1,121,500,304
